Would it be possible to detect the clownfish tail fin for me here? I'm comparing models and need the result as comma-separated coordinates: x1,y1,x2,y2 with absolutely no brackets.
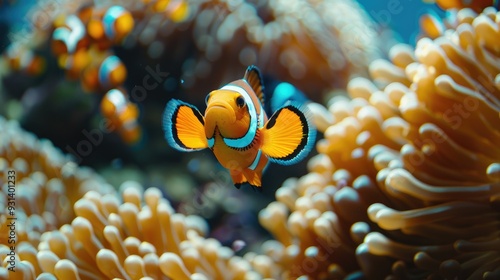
163,99,208,151
260,102,316,165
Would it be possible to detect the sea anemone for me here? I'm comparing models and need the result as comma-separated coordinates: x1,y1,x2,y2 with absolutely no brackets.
0,116,115,249
0,183,258,279
0,115,258,279
3,2,499,279
256,5,500,279
174,0,381,100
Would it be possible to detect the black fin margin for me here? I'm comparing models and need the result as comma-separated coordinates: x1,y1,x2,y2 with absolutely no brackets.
233,182,263,193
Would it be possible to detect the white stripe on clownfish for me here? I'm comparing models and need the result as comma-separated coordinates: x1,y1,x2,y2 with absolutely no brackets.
99,56,121,87
52,15,85,54
106,88,127,113
103,6,127,39
219,84,259,149
259,99,265,128
248,149,262,170
6,43,34,69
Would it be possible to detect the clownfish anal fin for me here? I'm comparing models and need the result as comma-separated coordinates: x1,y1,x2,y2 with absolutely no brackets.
242,169,262,189
244,65,265,105
230,170,247,189
163,99,208,151
261,103,316,165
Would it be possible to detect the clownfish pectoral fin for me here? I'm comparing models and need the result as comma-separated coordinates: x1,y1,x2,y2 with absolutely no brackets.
163,99,208,152
244,65,265,105
261,102,316,165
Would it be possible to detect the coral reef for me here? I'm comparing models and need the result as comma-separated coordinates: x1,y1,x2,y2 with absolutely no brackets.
256,5,500,279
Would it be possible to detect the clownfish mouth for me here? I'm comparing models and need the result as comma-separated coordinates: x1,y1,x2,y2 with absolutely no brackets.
207,101,231,110
210,105,226,109
206,102,234,117
205,101,236,136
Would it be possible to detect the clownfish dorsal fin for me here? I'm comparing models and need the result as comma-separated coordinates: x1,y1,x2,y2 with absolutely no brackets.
243,65,265,106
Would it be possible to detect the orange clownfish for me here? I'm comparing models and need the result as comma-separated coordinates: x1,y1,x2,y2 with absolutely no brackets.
52,15,87,55
4,43,45,76
86,55,127,91
423,0,499,12
101,88,141,144
87,5,134,44
163,66,316,190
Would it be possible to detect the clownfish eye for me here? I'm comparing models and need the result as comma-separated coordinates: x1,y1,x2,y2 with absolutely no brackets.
236,96,245,108
205,94,211,105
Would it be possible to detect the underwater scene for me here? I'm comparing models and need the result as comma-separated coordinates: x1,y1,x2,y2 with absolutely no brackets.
1,0,500,279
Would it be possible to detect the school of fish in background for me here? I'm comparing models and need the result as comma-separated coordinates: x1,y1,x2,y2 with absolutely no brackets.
0,0,490,263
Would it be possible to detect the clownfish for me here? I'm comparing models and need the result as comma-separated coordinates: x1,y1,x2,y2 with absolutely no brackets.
423,0,499,11
4,43,45,76
150,0,190,22
79,54,127,92
419,10,445,39
163,66,316,190
87,6,134,44
52,15,87,55
97,55,127,89
101,88,141,144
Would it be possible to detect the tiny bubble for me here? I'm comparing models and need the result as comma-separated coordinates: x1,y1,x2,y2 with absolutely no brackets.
180,79,185,84
163,76,178,92
232,240,246,252
111,158,123,169
187,158,200,173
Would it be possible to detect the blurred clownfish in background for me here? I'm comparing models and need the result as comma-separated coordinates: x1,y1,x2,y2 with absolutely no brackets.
4,43,45,76
101,88,142,144
87,5,134,45
52,14,87,56
422,0,500,11
51,5,132,90
81,54,127,92
163,66,316,190
149,0,190,22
